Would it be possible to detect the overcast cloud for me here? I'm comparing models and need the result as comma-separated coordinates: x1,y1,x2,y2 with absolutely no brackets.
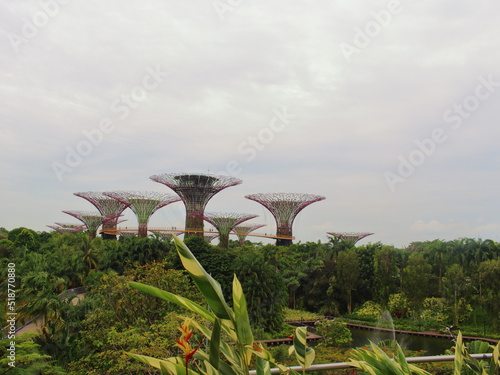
1,0,499,247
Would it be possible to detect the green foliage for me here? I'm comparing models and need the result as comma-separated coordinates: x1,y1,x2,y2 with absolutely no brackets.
0,332,65,374
68,261,201,374
419,297,450,326
350,301,383,321
349,340,431,375
449,332,500,375
127,236,314,375
233,251,287,332
388,293,411,319
314,319,353,347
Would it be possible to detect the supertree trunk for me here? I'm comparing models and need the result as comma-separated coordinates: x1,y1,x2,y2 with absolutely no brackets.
138,222,148,238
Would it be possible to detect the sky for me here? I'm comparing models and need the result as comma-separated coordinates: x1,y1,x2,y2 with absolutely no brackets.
1,0,500,248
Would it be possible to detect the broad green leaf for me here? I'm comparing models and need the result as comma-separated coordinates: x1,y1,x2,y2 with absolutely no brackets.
129,281,215,322
232,275,254,365
246,343,288,373
127,353,199,375
232,275,254,346
174,236,233,320
194,348,239,375
256,356,271,375
292,327,315,370
454,332,465,375
209,318,221,371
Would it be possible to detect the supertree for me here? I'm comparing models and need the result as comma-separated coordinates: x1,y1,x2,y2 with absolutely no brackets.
204,233,219,244
245,193,326,246
233,223,266,245
74,192,131,240
103,191,181,238
119,230,138,238
150,173,242,237
327,232,374,245
62,210,107,239
193,212,257,249
149,230,184,242
47,223,85,233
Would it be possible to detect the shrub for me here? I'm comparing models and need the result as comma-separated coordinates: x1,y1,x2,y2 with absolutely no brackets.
314,319,353,347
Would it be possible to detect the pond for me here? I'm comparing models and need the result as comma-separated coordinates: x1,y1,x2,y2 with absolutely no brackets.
349,327,455,356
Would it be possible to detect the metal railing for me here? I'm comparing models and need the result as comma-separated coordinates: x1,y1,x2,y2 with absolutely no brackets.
249,353,494,374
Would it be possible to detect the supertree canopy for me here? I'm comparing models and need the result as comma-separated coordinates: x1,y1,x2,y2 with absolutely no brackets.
194,212,257,249
150,173,242,237
74,191,131,240
327,232,374,245
47,223,85,234
233,223,266,245
245,192,326,246
62,210,106,239
103,191,181,237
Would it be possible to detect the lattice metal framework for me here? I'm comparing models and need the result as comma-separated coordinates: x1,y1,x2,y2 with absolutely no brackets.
47,223,85,233
103,191,181,237
204,233,219,243
245,193,326,246
233,224,266,245
150,173,242,236
74,191,131,239
62,210,106,239
149,230,184,241
194,212,257,248
327,232,374,245
120,231,138,238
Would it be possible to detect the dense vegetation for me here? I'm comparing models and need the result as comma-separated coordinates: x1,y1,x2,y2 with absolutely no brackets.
1,226,499,373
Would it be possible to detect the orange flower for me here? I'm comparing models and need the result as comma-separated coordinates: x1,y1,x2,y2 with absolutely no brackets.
175,318,202,369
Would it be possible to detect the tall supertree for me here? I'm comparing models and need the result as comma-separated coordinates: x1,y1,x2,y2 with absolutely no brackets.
150,173,242,237
327,232,374,245
47,223,85,234
74,192,131,240
245,193,326,246
194,212,257,249
233,223,266,245
103,191,181,238
62,210,107,239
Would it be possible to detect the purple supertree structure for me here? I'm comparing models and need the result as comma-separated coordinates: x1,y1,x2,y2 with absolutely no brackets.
149,230,184,242
74,192,131,240
119,230,138,238
245,193,326,246
204,233,220,244
150,173,242,237
194,212,257,249
233,223,266,245
47,223,85,233
327,232,374,245
103,191,181,238
62,210,107,239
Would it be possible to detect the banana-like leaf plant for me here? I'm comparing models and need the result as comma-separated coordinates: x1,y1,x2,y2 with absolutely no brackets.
126,236,313,375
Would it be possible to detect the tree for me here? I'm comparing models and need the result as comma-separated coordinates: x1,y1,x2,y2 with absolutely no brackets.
477,258,500,333
402,253,432,320
443,264,471,326
336,249,360,314
373,245,400,308
233,251,287,332
0,332,65,374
